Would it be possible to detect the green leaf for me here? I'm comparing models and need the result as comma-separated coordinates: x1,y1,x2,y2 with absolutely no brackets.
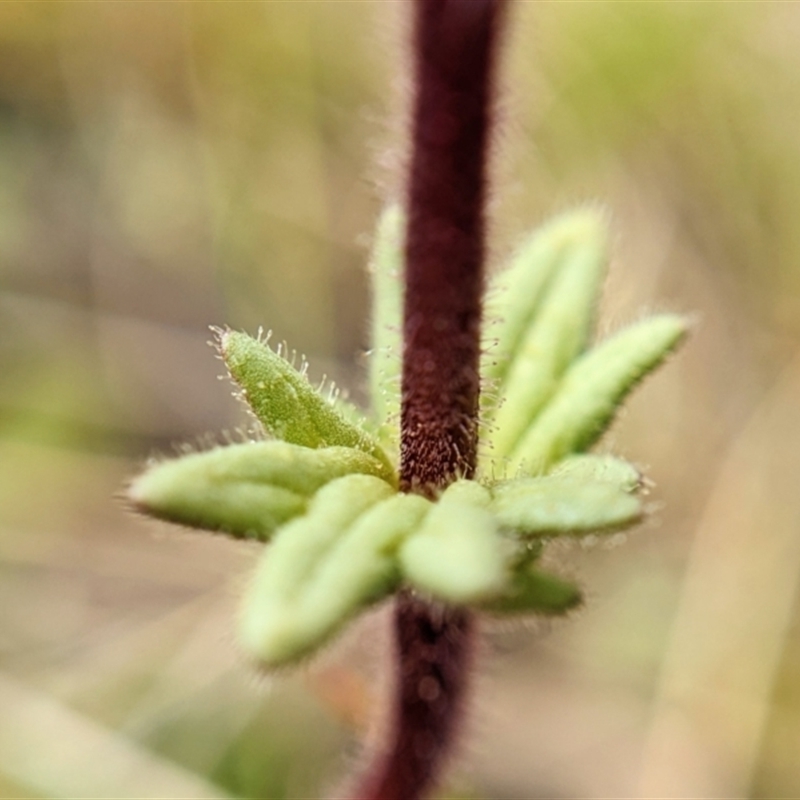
238,474,415,666
510,314,688,473
487,209,609,459
220,330,394,479
368,205,404,440
399,480,512,604
492,474,642,536
128,442,391,540
327,387,380,436
549,453,641,492
481,566,582,616
483,209,607,386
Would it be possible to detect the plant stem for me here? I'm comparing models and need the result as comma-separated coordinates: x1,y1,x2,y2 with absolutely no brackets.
400,0,504,496
356,2,504,798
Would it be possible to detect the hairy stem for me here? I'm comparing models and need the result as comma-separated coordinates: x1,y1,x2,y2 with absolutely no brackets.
357,2,504,798
400,0,503,494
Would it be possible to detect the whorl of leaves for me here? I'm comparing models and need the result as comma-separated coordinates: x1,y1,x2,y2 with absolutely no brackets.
130,209,687,667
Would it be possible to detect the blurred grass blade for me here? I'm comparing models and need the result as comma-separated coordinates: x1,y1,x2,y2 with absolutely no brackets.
368,205,404,441
492,474,642,536
238,474,397,666
511,314,689,473
486,210,609,459
128,442,394,540
0,672,232,800
221,330,393,476
399,480,511,604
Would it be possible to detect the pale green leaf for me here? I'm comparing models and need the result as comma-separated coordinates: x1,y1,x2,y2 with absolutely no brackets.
368,205,404,440
238,475,415,666
221,330,394,479
487,209,609,459
482,209,607,386
399,480,511,604
510,314,688,473
492,474,642,536
128,442,392,540
549,453,641,492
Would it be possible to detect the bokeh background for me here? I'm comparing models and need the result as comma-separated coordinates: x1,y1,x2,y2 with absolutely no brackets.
2,2,800,798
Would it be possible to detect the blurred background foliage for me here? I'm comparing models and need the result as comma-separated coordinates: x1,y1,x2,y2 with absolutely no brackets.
1,2,800,798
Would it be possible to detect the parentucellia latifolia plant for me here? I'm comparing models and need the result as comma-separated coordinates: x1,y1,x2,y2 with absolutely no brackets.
128,205,687,668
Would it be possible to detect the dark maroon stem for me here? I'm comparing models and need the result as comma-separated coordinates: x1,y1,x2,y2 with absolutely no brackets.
400,0,503,495
355,2,505,799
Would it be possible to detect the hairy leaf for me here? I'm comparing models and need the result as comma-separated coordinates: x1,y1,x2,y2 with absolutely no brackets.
368,205,404,440
550,453,641,492
488,210,609,458
510,314,688,473
399,480,512,604
128,442,392,540
492,474,642,536
483,209,607,386
238,474,406,666
221,330,393,478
